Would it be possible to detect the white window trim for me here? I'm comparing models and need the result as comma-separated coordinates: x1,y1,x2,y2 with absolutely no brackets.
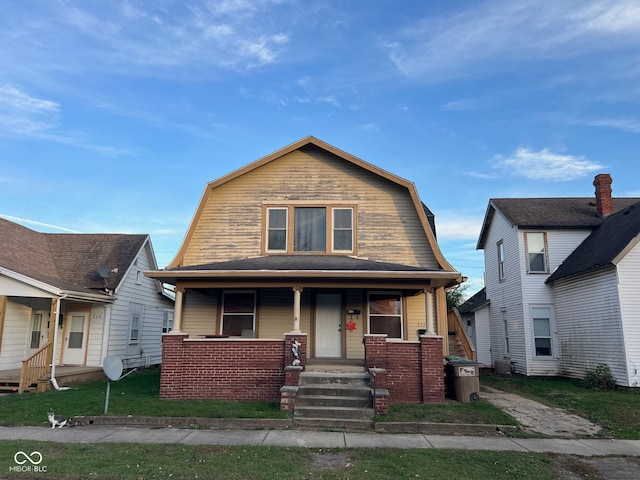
530,305,556,359
331,207,354,253
266,207,288,253
129,303,143,344
220,290,257,336
367,291,404,339
501,309,510,358
497,240,505,281
524,232,549,274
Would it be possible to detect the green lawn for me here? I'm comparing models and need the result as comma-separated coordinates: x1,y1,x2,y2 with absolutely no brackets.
482,373,640,439
0,441,560,480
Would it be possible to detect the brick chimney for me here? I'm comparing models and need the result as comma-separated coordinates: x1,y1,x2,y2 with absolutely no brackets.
593,173,613,217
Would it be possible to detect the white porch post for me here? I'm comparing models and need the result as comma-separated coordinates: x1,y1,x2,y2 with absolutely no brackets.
292,286,303,333
425,288,435,335
170,287,184,334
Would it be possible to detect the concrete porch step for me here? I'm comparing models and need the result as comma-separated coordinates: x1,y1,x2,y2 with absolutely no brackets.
297,383,371,397
299,371,371,386
295,394,372,409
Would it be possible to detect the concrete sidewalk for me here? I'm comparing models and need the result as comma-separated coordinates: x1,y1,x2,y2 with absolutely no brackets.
2,425,640,457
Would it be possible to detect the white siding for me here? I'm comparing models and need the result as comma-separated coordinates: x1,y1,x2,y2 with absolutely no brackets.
473,304,492,367
108,242,172,368
518,229,590,375
0,300,31,370
553,268,628,385
483,211,524,371
617,238,640,386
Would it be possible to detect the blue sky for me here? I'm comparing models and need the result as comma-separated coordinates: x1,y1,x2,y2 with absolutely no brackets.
1,0,639,297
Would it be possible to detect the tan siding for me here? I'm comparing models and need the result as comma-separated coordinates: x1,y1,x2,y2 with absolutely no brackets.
405,292,426,341
258,289,296,339
183,148,438,268
344,289,364,359
182,290,218,336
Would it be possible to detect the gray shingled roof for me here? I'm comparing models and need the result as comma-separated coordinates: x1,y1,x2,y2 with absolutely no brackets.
457,287,487,314
478,197,640,249
170,255,436,272
546,201,640,283
0,217,148,296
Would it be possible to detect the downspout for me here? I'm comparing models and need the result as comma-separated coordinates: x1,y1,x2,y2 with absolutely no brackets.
50,295,70,391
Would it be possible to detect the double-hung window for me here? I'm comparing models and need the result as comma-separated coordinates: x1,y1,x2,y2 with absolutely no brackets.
221,291,256,337
129,303,143,344
497,240,505,281
532,306,553,357
162,309,174,333
525,232,548,273
502,309,510,357
265,205,354,253
368,292,403,339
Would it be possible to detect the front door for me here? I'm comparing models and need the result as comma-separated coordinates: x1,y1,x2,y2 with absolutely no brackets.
63,313,88,365
315,294,342,358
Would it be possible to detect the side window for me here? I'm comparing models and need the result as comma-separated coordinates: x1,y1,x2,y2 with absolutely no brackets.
266,208,287,252
162,309,174,333
129,303,143,344
221,291,256,337
368,292,403,339
332,208,353,252
502,309,510,357
497,240,505,281
525,232,548,273
532,306,553,357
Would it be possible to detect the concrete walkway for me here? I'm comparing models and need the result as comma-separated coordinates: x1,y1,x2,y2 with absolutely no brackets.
1,425,639,457
481,385,602,437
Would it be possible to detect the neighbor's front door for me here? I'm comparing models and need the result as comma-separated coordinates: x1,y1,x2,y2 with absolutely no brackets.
315,294,342,358
28,311,49,355
62,313,88,365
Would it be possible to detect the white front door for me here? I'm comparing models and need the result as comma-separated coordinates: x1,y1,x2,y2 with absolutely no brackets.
315,294,342,358
63,314,88,365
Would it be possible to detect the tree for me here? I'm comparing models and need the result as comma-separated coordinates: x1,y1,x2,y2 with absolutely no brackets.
446,284,469,310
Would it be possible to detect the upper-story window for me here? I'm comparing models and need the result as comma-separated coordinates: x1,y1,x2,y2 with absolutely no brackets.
497,240,505,281
265,205,354,254
525,232,548,273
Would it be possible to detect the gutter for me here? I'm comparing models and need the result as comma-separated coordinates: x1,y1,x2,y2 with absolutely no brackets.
50,295,70,391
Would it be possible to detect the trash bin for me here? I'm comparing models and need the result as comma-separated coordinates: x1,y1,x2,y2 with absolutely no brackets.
445,356,480,403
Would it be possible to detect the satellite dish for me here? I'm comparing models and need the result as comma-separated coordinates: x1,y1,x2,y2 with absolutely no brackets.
98,265,112,279
103,356,124,381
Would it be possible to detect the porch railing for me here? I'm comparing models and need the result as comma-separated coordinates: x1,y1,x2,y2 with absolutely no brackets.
19,342,52,394
447,310,476,361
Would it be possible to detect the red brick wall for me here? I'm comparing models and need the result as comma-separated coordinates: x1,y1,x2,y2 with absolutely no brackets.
364,334,444,404
160,334,286,401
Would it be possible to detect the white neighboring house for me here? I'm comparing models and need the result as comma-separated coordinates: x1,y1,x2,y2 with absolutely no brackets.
457,288,491,368
0,217,174,391
475,174,640,386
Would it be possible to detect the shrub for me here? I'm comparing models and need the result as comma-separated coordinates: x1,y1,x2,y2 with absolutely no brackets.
583,363,617,390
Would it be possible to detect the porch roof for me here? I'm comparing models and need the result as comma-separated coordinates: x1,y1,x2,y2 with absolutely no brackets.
146,255,461,288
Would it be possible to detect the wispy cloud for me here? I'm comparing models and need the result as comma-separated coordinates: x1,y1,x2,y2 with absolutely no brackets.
385,0,640,81
492,148,605,181
435,214,483,241
0,214,80,233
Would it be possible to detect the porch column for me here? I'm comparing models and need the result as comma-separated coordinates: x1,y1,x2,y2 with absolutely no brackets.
291,286,303,334
425,288,436,335
0,296,6,355
170,287,185,334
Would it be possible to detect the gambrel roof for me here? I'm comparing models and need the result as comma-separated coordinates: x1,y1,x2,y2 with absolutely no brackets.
477,197,640,249
167,136,456,274
547,201,640,283
0,217,150,298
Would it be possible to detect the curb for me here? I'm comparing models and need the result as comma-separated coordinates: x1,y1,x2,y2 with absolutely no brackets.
71,416,517,436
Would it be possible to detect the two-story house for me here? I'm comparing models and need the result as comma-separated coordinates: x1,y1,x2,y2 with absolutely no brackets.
146,136,462,412
476,174,640,386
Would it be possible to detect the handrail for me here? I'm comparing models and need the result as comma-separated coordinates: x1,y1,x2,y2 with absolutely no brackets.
19,342,52,394
447,310,477,361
